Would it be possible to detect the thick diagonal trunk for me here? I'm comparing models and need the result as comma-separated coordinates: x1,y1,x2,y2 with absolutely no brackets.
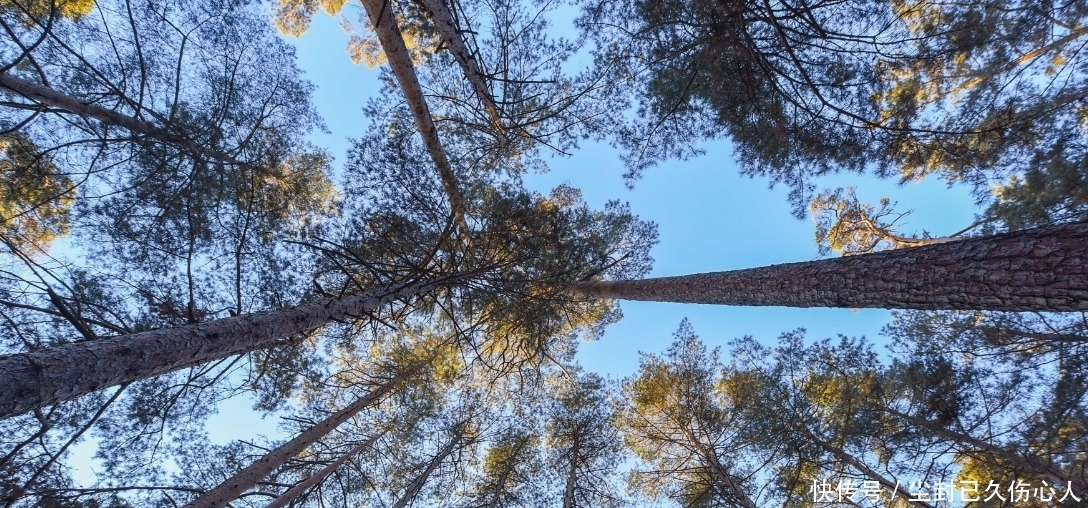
263,428,389,508
186,379,405,508
0,278,452,419
567,221,1088,311
0,72,247,167
359,0,470,235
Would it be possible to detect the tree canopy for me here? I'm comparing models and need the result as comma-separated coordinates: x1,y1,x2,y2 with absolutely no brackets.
0,0,1085,505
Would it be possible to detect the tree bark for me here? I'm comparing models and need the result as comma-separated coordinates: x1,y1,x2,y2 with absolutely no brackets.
359,0,471,236
185,377,405,508
263,428,389,508
413,0,505,139
391,430,464,508
566,221,1088,311
0,278,451,419
561,433,579,508
0,72,248,167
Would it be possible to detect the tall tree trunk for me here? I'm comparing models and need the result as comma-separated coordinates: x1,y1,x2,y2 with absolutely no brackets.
359,0,471,236
485,435,529,508
413,0,505,139
185,377,406,508
263,429,389,508
0,72,248,167
561,433,579,508
391,430,464,508
0,277,454,419
566,221,1088,311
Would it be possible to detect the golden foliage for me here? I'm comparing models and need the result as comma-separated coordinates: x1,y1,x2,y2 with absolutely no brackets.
342,13,437,68
0,134,74,252
0,0,94,21
272,0,437,68
249,150,339,239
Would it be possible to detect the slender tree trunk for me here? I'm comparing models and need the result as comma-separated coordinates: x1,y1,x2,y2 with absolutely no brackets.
359,0,471,236
789,421,934,508
881,407,1086,493
15,385,126,495
0,72,247,167
485,436,528,508
391,430,464,508
561,433,579,508
958,25,1088,91
263,428,389,508
0,277,454,419
185,377,406,508
413,0,505,139
681,426,757,508
566,221,1088,311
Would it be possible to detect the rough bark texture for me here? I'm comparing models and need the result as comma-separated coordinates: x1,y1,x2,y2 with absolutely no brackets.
414,0,505,138
186,377,404,508
264,429,388,508
359,0,471,235
566,221,1088,311
0,72,247,167
0,279,443,419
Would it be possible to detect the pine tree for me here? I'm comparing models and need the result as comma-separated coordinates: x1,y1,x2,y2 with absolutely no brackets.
183,368,409,508
583,0,1088,218
568,220,1088,311
617,320,759,507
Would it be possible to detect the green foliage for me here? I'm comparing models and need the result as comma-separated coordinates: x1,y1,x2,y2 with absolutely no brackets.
582,0,888,211
328,112,656,376
584,0,1088,221
809,188,904,256
618,320,759,506
16,0,1086,505
544,369,626,507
